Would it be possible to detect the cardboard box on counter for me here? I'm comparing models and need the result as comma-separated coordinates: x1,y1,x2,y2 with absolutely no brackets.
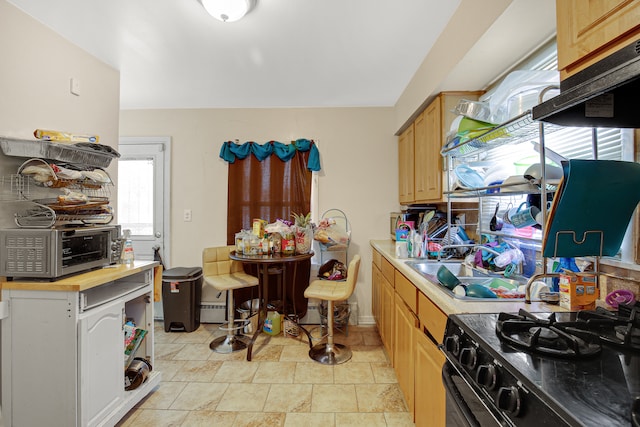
559,272,598,310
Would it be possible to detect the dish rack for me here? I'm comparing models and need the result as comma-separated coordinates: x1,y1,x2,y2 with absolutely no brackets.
0,158,115,228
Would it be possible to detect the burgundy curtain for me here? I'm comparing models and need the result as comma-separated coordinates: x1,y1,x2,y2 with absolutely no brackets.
227,149,311,244
226,149,312,317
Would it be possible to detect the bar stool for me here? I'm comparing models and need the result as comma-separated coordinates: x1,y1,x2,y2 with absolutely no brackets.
304,255,360,364
202,246,259,353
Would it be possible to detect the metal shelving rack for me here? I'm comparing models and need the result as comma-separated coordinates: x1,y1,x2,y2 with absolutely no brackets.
0,136,117,227
441,93,611,298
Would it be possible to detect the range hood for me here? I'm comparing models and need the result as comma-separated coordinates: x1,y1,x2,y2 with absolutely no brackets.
532,38,640,128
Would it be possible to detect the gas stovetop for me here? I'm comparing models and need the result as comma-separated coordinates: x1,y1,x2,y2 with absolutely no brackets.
443,304,640,427
496,304,640,358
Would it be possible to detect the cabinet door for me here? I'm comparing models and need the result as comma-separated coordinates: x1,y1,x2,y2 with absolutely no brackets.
372,262,381,330
557,0,640,77
381,275,395,365
398,124,415,204
394,294,417,418
415,326,446,427
78,298,125,427
414,105,442,202
2,291,78,427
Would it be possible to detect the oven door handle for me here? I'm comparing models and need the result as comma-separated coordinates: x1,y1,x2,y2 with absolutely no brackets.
442,362,482,427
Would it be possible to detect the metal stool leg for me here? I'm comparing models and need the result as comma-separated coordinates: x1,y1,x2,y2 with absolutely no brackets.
209,289,248,353
308,299,352,365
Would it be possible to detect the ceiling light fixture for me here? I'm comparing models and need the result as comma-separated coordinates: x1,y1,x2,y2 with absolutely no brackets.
200,0,256,23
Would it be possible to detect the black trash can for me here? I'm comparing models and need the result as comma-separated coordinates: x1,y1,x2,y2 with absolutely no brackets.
162,267,203,332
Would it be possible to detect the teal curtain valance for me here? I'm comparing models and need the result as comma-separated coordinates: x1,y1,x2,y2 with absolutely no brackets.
219,139,321,171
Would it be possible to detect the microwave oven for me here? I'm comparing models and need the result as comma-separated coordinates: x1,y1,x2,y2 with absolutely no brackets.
0,225,122,279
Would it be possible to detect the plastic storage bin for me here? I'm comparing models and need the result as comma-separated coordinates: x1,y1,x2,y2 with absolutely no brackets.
162,267,203,332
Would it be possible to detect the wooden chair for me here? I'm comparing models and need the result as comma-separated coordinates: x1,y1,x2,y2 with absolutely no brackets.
202,246,259,353
304,254,360,364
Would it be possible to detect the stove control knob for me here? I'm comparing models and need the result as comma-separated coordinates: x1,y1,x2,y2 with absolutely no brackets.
444,335,460,356
476,364,498,390
497,386,522,416
459,347,477,369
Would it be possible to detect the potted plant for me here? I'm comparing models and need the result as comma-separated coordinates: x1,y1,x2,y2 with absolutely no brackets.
292,212,313,254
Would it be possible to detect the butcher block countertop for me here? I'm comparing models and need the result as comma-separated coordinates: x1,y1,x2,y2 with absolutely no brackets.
370,239,568,315
1,261,161,299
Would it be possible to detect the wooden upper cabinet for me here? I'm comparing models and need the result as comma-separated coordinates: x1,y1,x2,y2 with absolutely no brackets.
397,91,482,205
557,0,640,79
398,124,415,204
414,102,440,201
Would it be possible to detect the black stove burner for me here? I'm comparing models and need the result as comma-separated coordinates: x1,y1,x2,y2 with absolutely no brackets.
496,302,640,358
576,303,640,352
497,309,602,358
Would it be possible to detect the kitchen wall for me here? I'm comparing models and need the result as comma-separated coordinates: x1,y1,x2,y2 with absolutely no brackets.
0,0,120,230
0,1,120,172
119,107,398,324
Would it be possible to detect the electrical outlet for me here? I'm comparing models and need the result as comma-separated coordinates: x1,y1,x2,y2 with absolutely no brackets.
183,209,192,222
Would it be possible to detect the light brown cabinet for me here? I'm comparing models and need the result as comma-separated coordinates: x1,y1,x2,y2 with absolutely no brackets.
371,250,382,331
371,249,448,425
393,271,418,419
380,256,395,364
414,103,440,201
414,290,447,426
397,91,482,205
398,124,415,204
556,0,640,79
415,325,446,427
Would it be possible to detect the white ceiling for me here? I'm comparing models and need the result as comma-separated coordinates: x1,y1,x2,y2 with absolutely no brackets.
7,0,463,110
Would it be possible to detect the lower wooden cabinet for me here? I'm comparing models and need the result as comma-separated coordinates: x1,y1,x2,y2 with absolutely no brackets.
381,273,395,364
370,250,447,425
415,325,446,427
394,293,417,417
372,260,381,330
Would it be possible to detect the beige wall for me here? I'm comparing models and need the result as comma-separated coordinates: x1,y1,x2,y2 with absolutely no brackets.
0,1,120,177
120,107,398,323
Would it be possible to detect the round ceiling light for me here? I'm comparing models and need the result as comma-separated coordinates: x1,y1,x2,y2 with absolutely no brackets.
201,0,256,23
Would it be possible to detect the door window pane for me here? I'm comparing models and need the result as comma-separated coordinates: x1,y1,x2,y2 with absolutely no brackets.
118,158,154,236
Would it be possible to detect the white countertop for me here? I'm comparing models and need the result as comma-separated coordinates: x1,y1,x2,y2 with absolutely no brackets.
370,239,568,315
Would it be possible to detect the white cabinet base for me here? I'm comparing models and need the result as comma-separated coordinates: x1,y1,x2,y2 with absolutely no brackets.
1,263,160,427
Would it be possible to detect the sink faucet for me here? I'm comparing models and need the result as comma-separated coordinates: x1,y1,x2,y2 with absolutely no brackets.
436,244,475,261
524,272,563,303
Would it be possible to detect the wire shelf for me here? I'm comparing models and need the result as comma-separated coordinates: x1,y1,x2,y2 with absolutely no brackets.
441,111,565,159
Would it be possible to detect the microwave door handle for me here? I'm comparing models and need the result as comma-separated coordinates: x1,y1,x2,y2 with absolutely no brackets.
442,362,482,427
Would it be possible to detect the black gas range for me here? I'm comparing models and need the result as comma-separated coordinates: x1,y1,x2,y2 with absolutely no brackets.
441,303,640,427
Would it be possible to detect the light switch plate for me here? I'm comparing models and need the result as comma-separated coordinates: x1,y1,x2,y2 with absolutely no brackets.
70,77,81,96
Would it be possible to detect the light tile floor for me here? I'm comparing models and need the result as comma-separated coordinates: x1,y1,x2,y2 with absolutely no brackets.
117,321,415,426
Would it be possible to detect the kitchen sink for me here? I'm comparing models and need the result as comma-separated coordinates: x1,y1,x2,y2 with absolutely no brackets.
404,260,525,301
404,260,469,277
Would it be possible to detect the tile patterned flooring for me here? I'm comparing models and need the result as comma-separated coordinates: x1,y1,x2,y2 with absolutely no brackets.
117,321,414,426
